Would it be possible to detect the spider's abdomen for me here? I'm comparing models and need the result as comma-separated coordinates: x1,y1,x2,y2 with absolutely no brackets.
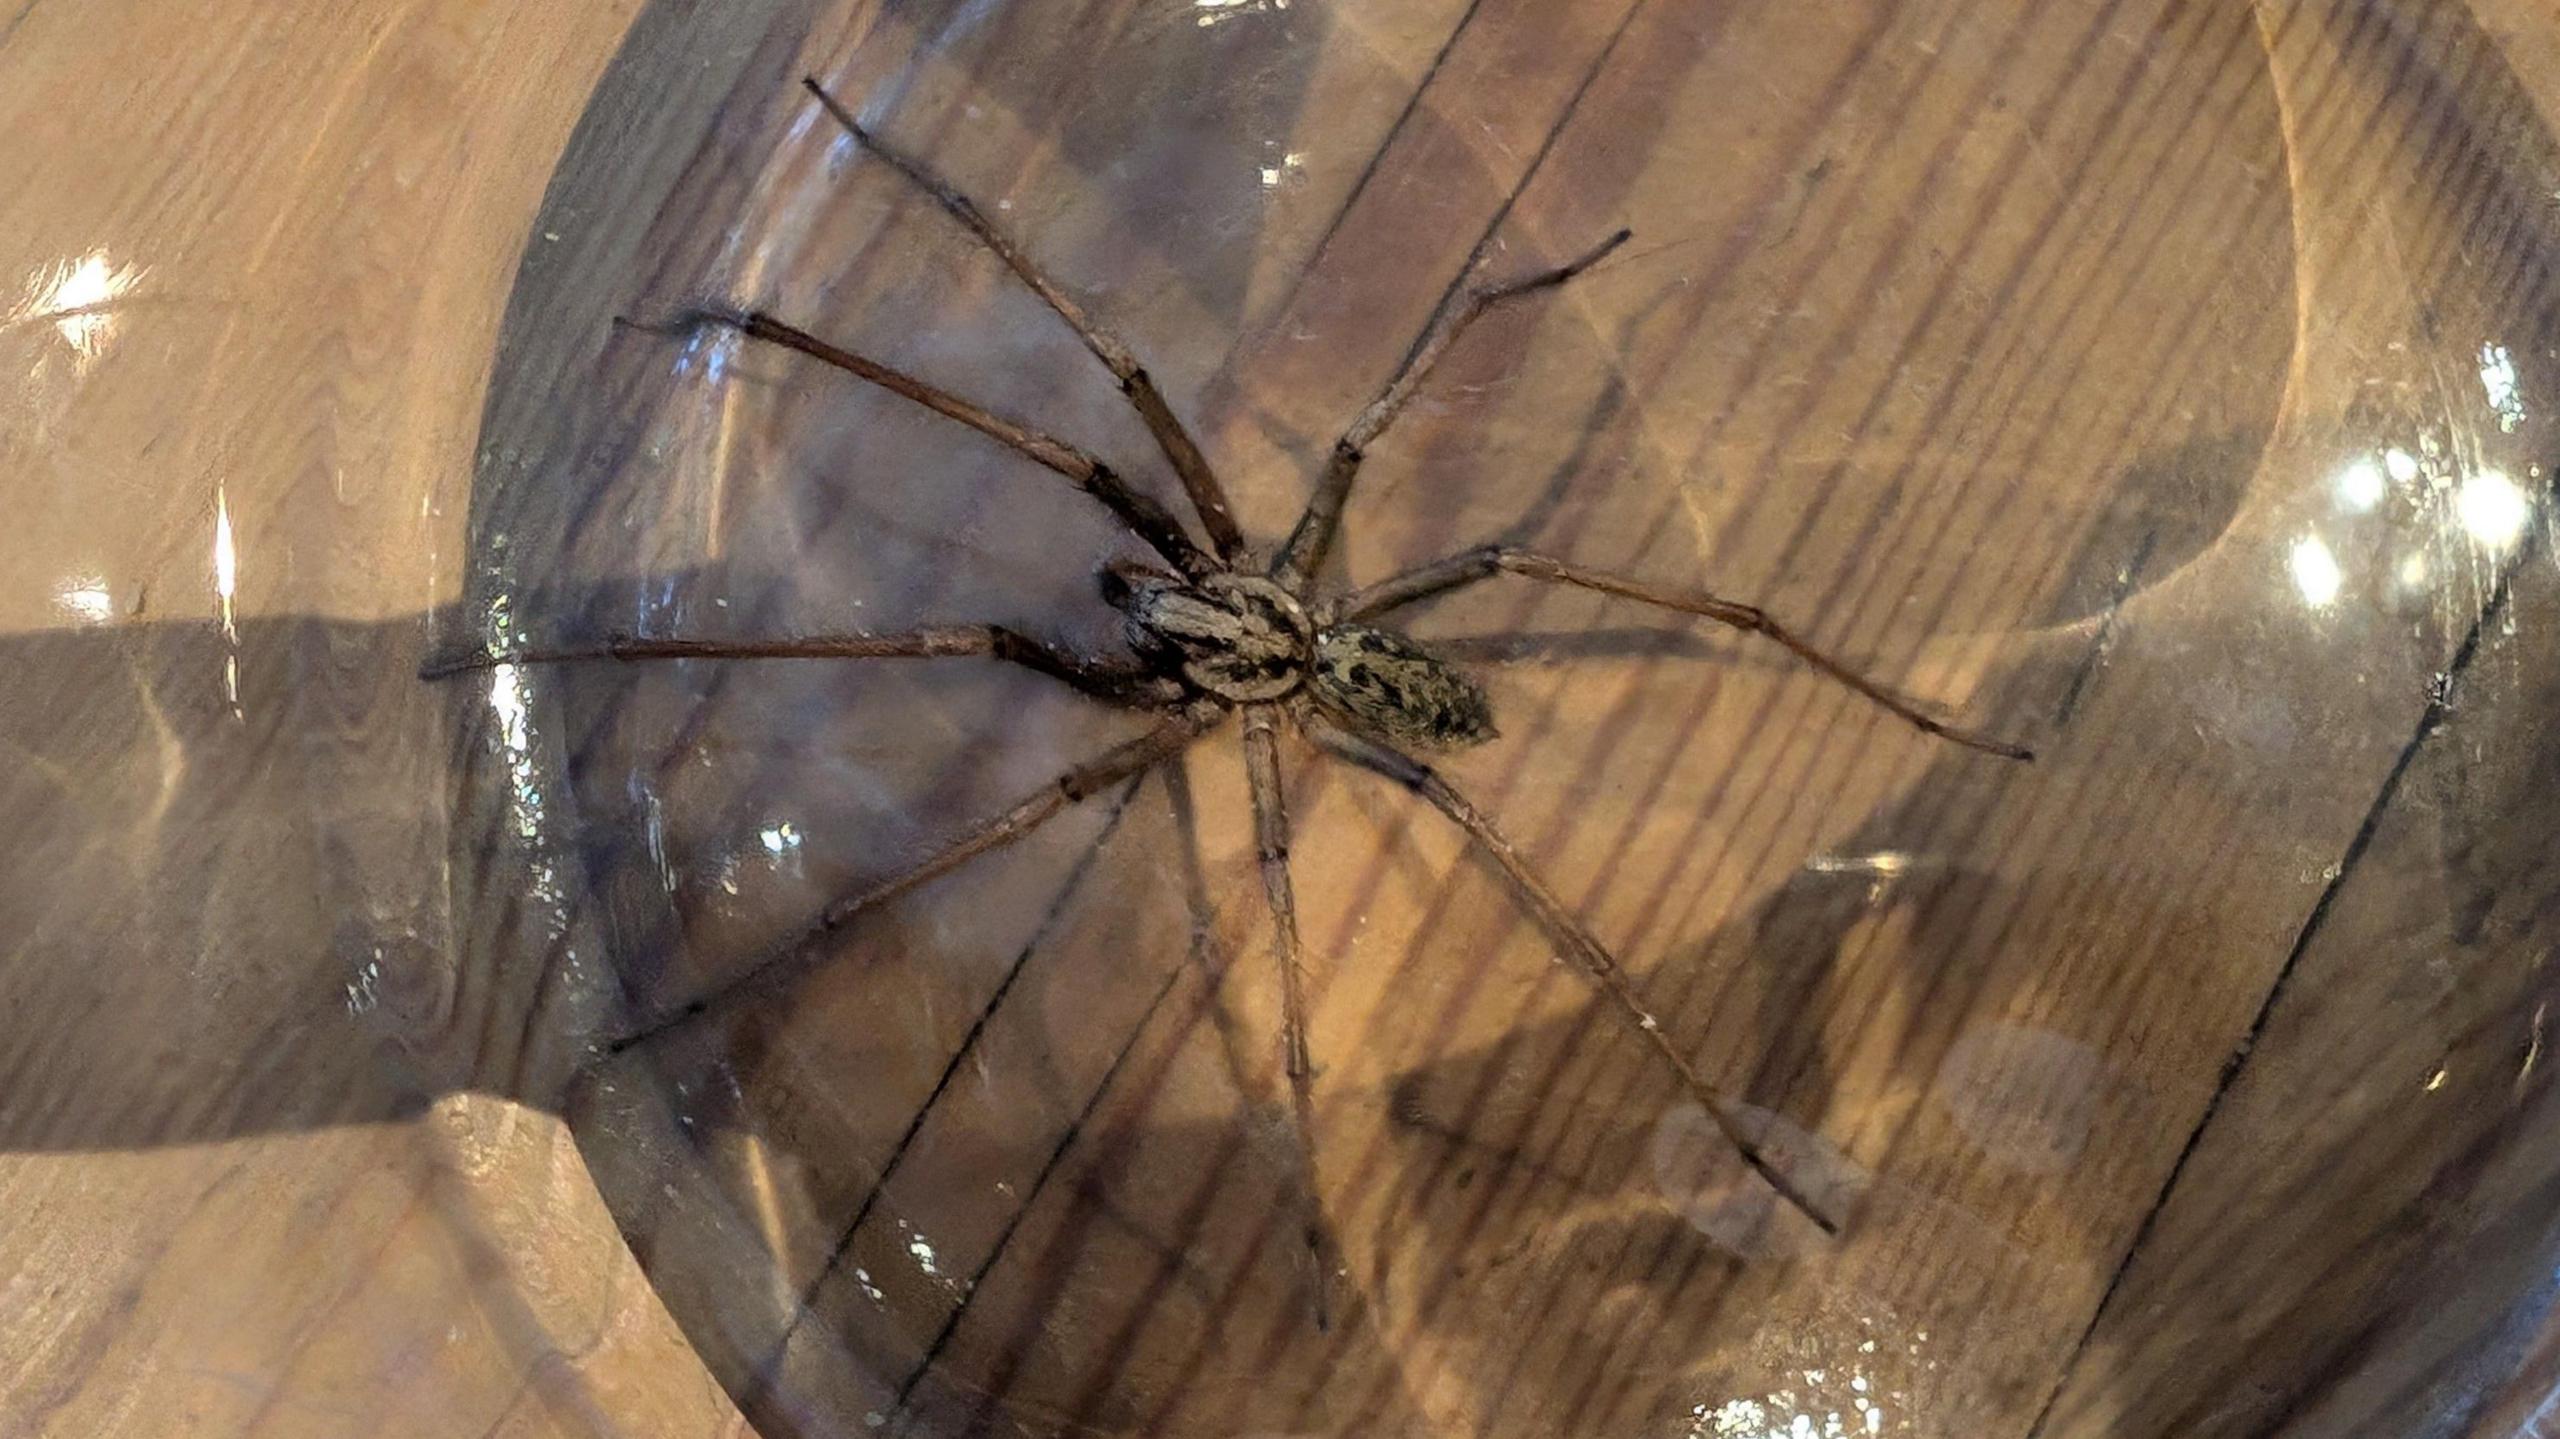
1308,625,1496,749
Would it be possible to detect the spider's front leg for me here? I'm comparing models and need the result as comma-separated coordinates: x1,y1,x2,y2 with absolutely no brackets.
1326,545,2035,760
801,76,1247,561
420,623,1186,709
1270,227,1632,594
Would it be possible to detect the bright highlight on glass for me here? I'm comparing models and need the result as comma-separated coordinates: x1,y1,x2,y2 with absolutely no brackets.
54,577,114,624
2456,470,2531,552
2289,535,2342,608
13,250,146,368
2333,456,2386,512
2479,341,2526,433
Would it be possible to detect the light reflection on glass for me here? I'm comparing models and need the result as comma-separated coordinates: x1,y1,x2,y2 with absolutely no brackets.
11,250,146,370
478,666,567,921
53,576,114,624
213,487,242,712
1195,0,1288,25
1805,851,1909,876
2479,341,2526,433
2332,456,2386,512
2288,535,2342,608
1690,1371,1896,1437
211,489,240,640
2456,470,2531,552
2384,447,2421,484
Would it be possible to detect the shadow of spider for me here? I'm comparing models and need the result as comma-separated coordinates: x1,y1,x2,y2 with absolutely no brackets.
427,70,2031,1381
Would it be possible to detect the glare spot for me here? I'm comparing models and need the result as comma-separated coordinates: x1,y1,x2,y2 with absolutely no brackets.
1196,0,1287,24
760,820,802,856
1686,1361,1898,1436
2384,447,2421,484
2289,535,2342,608
54,577,114,624
212,489,239,641
2480,342,2527,433
2424,1066,2447,1093
2333,457,2386,512
2456,470,2531,552
2397,552,2431,590
1807,850,1909,877
344,953,383,1016
13,250,147,368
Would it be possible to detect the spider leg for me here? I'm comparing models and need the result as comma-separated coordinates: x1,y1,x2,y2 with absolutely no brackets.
647,306,1212,577
1324,545,2035,760
801,76,1247,561
1298,714,1843,1236
1269,228,1631,594
736,772,1151,1419
606,702,1224,1056
1240,702,1340,1332
421,624,1184,707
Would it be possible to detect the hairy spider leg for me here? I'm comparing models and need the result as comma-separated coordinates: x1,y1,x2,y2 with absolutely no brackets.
1327,545,2036,761
1241,702,1343,1332
605,704,1225,1056
802,76,1247,561
654,307,1213,577
1269,228,1631,595
421,624,1185,707
1302,717,1844,1235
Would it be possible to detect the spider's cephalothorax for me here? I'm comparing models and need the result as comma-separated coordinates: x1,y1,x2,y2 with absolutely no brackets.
1107,567,1313,703
1104,565,1496,748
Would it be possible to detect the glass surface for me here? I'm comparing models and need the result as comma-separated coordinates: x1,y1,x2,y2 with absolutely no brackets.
423,2,2560,1436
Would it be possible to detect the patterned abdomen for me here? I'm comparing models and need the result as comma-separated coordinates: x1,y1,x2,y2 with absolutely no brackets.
1308,625,1496,750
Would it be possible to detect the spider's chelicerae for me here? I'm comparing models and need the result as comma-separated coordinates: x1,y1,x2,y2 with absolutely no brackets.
434,76,2030,1327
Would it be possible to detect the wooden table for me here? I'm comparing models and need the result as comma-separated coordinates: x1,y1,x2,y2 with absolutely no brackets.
7,2,2560,1435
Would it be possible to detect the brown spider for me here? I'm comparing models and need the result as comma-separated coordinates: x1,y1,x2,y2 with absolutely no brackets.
430,76,2030,1333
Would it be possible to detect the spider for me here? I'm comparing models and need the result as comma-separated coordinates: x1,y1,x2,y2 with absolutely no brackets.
430,75,2031,1332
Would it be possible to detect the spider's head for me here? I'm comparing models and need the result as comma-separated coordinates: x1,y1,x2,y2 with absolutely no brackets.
1306,624,1498,750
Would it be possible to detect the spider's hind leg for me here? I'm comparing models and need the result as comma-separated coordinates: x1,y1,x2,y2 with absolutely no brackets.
1301,715,1844,1236
1240,702,1347,1331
